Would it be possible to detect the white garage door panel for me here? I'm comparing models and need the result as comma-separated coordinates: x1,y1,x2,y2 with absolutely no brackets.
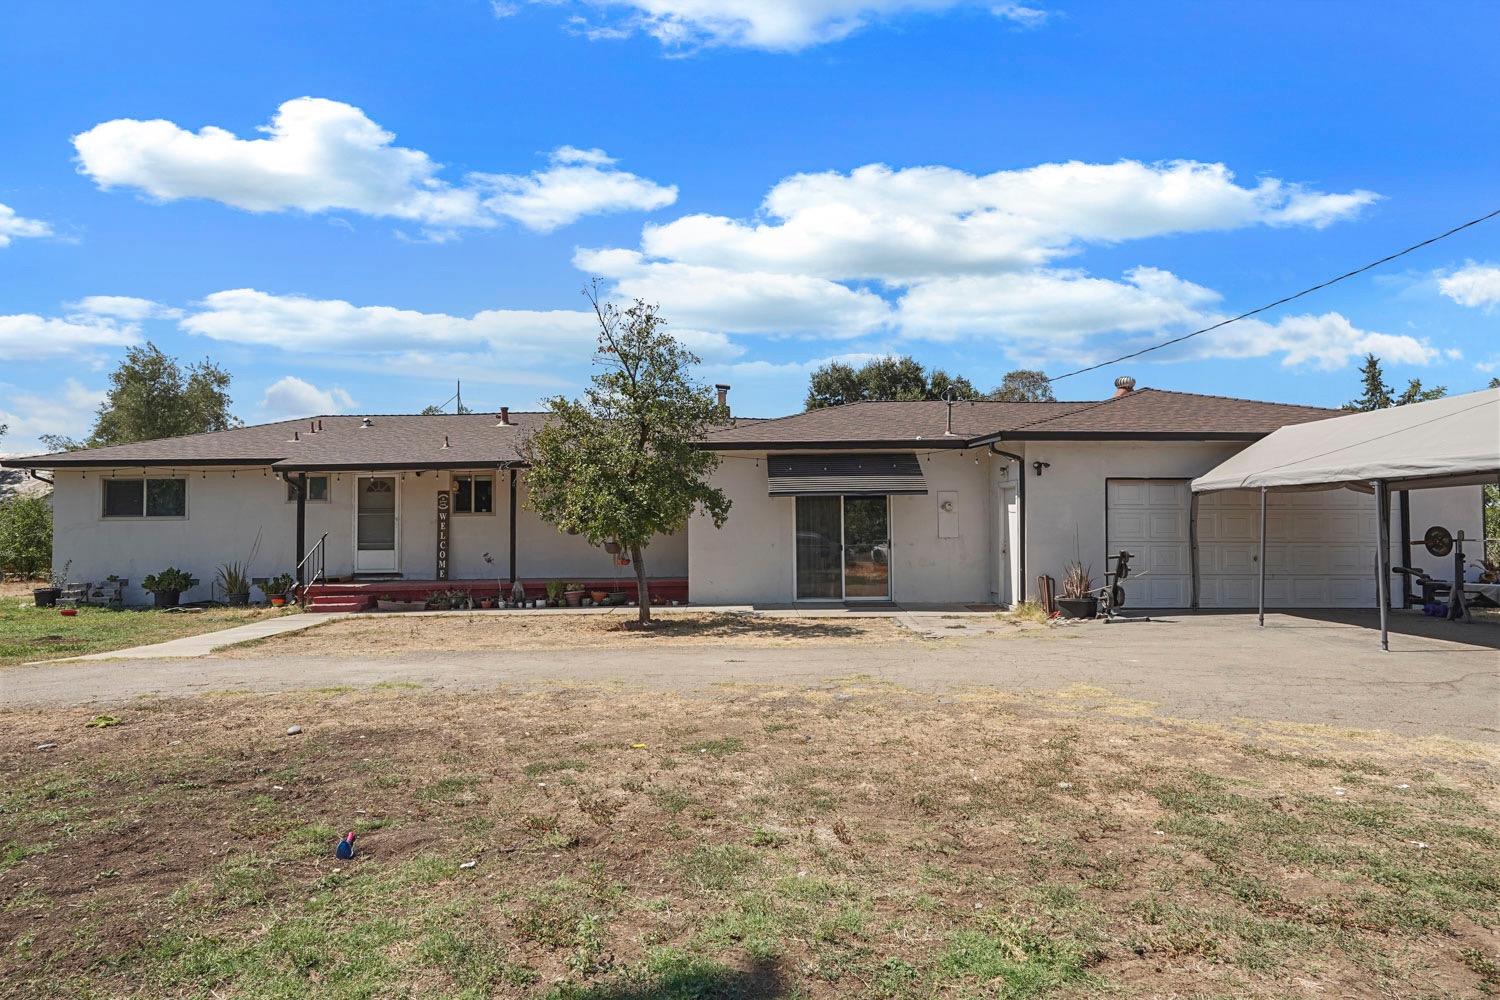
1199,488,1376,609
1109,482,1379,610
1106,480,1192,609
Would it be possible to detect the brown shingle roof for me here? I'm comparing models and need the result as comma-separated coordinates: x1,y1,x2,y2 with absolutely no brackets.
703,400,1093,449
1,390,1343,470
702,390,1339,449
1,413,551,470
997,389,1339,439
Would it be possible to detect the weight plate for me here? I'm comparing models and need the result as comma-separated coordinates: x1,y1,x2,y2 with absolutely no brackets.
1423,525,1453,558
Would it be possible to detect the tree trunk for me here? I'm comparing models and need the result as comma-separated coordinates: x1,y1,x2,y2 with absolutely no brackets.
632,543,651,626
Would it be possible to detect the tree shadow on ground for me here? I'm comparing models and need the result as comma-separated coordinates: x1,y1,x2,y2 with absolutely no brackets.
620,613,886,641
565,956,785,1000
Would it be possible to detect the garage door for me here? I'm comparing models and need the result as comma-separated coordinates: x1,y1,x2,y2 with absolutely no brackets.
1197,489,1377,609
1106,480,1192,607
1106,480,1380,609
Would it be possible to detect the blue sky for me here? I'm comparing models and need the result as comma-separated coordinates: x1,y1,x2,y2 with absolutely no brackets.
2,0,1497,453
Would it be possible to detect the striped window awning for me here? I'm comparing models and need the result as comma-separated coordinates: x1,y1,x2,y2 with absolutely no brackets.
766,452,927,496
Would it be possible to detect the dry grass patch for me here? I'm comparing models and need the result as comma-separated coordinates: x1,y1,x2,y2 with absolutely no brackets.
1,686,1497,999
225,611,912,657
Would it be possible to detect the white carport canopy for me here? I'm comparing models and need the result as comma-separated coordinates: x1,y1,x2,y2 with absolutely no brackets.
1191,388,1500,650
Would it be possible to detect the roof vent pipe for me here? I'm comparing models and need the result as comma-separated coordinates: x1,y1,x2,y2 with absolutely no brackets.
360,417,373,429
442,435,451,449
1113,376,1136,398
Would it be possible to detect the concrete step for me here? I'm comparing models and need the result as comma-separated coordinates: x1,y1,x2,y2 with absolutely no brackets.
307,598,371,613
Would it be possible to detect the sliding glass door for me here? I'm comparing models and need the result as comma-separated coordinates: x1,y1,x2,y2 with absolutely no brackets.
794,495,891,601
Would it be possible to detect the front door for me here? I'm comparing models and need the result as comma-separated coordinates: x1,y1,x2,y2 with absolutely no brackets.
354,476,399,574
793,495,891,601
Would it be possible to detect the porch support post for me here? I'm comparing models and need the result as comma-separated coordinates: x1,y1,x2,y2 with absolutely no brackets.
1374,480,1391,652
508,467,518,585
1398,490,1412,608
1188,490,1201,611
1257,486,1267,627
295,472,307,588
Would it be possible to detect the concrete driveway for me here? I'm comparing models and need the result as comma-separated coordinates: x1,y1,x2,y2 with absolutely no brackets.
3,610,1497,742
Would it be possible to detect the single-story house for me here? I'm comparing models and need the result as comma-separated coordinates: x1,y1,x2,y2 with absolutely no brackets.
3,381,1481,611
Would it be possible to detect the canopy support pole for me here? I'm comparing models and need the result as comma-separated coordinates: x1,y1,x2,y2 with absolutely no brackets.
1374,479,1391,652
1257,487,1267,627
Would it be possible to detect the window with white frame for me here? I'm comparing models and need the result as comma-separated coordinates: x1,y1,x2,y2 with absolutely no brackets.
102,477,187,518
452,474,493,514
285,475,329,502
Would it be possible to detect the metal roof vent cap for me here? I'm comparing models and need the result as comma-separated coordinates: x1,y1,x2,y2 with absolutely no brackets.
359,417,374,428
1112,376,1137,398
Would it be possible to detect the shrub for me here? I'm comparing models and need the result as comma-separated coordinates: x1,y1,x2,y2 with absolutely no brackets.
0,495,52,578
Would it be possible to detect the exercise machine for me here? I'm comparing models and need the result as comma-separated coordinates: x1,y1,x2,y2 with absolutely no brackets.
1391,525,1473,622
1096,550,1150,623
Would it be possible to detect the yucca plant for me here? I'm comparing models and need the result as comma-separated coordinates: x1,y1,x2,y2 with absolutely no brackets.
1060,560,1095,600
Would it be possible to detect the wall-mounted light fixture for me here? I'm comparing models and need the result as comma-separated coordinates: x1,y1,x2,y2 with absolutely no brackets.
1032,460,1051,478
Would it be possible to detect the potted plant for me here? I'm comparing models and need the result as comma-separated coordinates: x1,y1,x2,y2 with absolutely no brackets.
264,572,296,608
563,582,586,608
1056,561,1097,619
216,560,252,606
590,589,609,605
546,580,567,607
33,560,69,608
142,567,199,609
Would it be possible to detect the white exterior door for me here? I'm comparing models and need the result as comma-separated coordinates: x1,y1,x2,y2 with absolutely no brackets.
1106,480,1192,608
354,476,400,574
1198,489,1376,608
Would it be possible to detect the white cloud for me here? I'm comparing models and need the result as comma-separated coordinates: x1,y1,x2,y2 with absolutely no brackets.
67,295,183,320
639,160,1378,282
260,376,356,419
473,146,677,232
0,202,52,247
182,288,603,356
0,312,140,361
560,1,1048,50
896,266,1220,344
73,97,675,235
991,3,1048,27
1437,262,1500,309
0,379,105,456
1197,313,1438,370
575,248,894,337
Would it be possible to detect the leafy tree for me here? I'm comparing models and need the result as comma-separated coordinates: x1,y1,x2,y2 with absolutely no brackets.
39,434,83,453
0,494,52,578
990,369,1055,402
521,291,731,625
804,356,982,409
1343,353,1446,412
421,401,473,415
86,343,240,447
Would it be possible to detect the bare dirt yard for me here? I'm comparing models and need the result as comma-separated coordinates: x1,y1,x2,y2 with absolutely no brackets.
225,611,921,656
3,680,1497,999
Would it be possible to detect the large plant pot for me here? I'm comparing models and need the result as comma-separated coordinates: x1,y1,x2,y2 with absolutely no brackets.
564,590,584,608
152,590,181,609
226,592,250,607
32,588,61,608
1056,597,1097,620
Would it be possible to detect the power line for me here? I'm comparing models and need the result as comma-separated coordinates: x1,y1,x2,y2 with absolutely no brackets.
1046,207,1500,384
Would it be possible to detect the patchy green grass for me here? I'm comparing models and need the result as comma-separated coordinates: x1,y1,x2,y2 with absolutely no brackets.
1,685,1496,999
0,596,290,665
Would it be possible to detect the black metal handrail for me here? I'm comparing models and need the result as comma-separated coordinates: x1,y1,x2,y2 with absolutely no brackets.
293,532,327,604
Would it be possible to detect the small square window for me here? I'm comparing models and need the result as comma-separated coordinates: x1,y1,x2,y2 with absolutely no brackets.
286,476,329,502
146,478,187,517
453,475,493,514
103,479,144,517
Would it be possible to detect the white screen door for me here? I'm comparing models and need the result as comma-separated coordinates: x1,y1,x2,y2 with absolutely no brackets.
355,476,399,573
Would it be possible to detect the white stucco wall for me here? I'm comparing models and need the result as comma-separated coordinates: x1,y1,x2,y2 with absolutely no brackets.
48,467,686,606
688,448,999,605
1004,440,1483,606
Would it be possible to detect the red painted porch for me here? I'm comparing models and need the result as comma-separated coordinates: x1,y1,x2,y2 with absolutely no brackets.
302,577,690,613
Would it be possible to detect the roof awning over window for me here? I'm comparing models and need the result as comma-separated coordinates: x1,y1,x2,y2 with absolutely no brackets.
767,452,927,496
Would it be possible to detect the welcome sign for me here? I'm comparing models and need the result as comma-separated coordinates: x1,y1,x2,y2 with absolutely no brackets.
436,490,451,581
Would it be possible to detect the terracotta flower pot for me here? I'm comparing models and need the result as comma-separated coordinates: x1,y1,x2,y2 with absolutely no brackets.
564,590,584,607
